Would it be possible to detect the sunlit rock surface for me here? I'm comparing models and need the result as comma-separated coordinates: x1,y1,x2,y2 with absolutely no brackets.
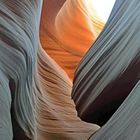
72,0,140,128
40,0,104,79
1,0,140,140
0,0,102,140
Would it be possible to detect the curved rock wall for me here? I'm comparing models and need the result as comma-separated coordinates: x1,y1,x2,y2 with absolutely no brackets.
0,0,102,139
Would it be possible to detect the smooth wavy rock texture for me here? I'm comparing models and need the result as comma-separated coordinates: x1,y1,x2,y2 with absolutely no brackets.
0,0,102,140
72,0,140,126
1,0,140,140
40,0,104,79
90,80,140,140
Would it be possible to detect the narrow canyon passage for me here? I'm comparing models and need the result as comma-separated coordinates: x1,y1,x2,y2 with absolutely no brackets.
1,0,140,140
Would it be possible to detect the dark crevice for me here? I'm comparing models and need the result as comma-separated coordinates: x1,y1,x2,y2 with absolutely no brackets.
9,78,31,140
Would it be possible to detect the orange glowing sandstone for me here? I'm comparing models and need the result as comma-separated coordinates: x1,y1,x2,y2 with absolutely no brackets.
40,0,104,79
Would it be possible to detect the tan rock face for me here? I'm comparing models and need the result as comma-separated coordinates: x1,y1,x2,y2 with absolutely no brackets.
1,0,103,140
40,0,104,79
